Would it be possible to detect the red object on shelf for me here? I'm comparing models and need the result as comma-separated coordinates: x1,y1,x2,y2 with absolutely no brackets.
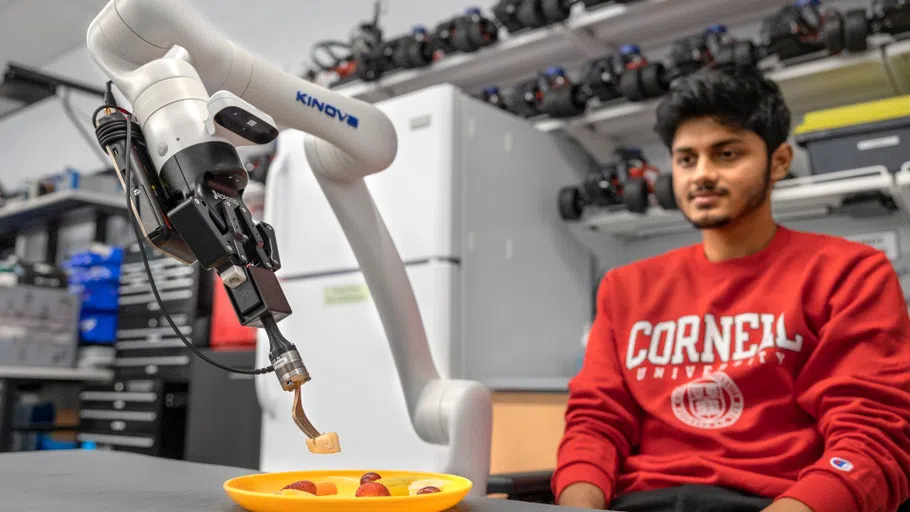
209,275,257,349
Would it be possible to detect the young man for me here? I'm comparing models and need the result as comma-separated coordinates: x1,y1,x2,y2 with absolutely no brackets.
553,66,910,512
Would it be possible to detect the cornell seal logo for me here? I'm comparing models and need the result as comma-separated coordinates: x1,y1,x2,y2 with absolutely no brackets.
671,371,744,429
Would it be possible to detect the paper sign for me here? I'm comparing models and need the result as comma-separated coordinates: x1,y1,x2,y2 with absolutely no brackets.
845,231,899,260
323,284,371,305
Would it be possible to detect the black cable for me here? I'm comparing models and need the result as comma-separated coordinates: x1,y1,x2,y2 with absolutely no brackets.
61,89,110,166
93,91,273,376
310,40,352,71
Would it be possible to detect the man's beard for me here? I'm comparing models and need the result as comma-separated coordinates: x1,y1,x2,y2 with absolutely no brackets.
681,164,772,230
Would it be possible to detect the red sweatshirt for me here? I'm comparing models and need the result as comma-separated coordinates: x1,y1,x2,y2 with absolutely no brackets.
553,226,910,512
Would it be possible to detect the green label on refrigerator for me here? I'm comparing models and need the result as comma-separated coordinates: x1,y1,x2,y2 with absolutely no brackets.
323,284,370,305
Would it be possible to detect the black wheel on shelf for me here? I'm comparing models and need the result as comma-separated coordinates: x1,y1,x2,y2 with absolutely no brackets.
541,0,572,23
655,174,677,210
492,0,524,33
540,85,587,118
452,23,475,52
623,177,649,214
618,68,646,102
467,17,499,49
506,80,543,118
558,186,585,221
408,40,433,67
390,40,408,69
355,54,383,82
516,0,547,29
733,40,759,67
821,11,845,55
640,63,668,98
432,19,459,55
844,9,870,52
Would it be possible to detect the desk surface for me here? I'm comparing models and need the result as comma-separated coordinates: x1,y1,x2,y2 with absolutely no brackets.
0,451,589,512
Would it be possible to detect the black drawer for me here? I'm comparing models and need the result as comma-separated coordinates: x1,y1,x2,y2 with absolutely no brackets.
82,379,162,394
115,315,210,363
119,298,198,319
77,378,188,458
119,266,197,288
76,432,159,453
115,346,191,360
80,413,160,436
78,389,160,413
119,291,198,311
119,256,187,275
116,315,195,336
115,335,190,353
115,242,213,375
113,356,192,380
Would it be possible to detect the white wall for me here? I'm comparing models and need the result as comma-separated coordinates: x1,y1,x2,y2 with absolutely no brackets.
0,0,484,190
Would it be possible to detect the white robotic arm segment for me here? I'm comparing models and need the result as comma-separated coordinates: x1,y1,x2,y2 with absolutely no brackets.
241,56,398,181
87,0,397,181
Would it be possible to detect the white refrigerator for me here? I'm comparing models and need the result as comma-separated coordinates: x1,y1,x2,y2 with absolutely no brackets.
254,84,592,477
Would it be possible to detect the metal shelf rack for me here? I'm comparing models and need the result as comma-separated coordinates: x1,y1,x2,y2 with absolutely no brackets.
566,165,910,255
333,0,783,103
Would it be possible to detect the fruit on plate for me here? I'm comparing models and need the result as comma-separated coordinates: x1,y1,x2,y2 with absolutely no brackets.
281,480,317,494
355,482,392,497
269,473,450,499
374,476,421,497
360,472,382,484
276,489,312,496
321,476,361,495
409,479,448,496
315,481,338,496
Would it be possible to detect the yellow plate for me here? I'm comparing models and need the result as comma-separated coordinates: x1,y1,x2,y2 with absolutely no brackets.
224,469,472,512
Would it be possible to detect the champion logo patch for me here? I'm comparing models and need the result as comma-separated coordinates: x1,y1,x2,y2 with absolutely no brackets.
830,457,854,472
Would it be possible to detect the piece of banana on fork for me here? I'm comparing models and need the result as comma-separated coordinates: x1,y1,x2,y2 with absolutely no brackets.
292,384,341,454
262,315,340,454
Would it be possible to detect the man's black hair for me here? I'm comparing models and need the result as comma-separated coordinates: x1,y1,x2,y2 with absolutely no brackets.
654,66,791,155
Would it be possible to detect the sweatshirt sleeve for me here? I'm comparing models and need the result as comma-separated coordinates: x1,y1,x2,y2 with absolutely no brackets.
552,272,643,505
778,249,910,512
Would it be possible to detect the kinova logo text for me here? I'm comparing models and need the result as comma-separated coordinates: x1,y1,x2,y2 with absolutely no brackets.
296,92,359,128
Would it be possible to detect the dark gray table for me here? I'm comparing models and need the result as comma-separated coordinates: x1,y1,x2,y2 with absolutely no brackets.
0,450,591,511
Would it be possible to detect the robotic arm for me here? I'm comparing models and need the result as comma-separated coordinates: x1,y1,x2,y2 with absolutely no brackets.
86,0,492,487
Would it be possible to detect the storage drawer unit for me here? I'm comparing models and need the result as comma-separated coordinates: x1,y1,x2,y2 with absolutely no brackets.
795,95,910,175
114,242,212,380
76,379,188,458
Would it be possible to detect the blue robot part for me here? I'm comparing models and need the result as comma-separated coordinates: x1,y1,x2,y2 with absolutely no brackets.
545,66,567,76
705,24,728,34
